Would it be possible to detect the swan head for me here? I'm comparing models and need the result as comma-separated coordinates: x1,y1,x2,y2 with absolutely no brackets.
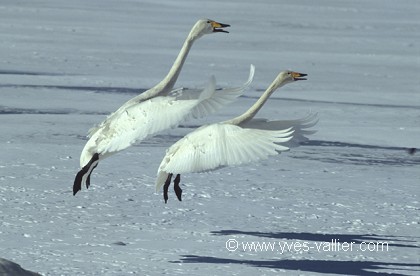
274,70,307,88
189,19,230,40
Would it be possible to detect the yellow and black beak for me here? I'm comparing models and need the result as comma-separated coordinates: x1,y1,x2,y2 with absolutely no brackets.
291,72,307,81
210,21,230,33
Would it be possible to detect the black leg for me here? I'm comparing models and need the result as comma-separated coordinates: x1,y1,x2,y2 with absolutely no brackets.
73,153,99,196
163,173,173,204
174,174,182,202
86,162,98,189
73,170,85,196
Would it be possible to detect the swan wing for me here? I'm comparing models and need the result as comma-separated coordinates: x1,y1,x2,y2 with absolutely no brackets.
189,65,255,119
240,113,318,147
169,65,255,120
87,88,163,138
156,123,293,190
80,77,217,167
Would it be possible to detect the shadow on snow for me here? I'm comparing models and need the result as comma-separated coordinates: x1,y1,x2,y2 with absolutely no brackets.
174,255,419,276
211,230,419,249
171,230,419,275
293,140,420,166
0,83,145,95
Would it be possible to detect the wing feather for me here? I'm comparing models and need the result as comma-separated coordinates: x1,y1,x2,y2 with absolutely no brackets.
156,123,293,190
185,65,255,119
80,77,217,167
81,97,200,166
81,65,256,168
239,112,318,147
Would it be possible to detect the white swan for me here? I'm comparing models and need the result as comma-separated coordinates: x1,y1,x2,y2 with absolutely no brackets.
73,19,233,195
156,70,316,203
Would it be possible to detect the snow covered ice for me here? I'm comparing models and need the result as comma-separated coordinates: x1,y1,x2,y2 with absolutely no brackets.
0,0,419,275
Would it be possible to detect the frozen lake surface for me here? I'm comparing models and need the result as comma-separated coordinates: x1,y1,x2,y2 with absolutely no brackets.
0,0,419,275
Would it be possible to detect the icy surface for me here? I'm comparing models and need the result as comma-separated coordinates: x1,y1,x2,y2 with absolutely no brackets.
0,0,419,275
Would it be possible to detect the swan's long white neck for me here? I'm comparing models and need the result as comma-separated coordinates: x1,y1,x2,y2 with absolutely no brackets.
223,77,286,126
141,32,197,100
99,27,202,122
156,38,195,93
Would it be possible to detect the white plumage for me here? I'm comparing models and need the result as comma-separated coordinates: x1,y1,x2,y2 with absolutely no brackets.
240,112,318,147
73,19,236,195
160,124,292,173
156,69,317,203
80,67,254,166
155,124,293,191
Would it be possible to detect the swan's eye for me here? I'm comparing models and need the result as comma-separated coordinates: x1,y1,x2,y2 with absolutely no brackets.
207,20,211,24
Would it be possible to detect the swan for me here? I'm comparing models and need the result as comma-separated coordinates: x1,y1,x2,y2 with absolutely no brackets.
73,19,233,195
156,70,316,203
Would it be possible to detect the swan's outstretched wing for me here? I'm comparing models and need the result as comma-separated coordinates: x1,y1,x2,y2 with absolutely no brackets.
86,78,219,139
170,65,255,120
80,77,216,167
240,113,318,147
156,123,293,191
189,65,255,119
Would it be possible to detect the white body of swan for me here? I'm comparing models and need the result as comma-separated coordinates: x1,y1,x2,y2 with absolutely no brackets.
156,70,317,203
80,65,254,167
73,19,233,195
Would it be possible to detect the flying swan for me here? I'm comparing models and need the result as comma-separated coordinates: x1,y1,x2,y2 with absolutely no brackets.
73,19,250,195
156,70,317,203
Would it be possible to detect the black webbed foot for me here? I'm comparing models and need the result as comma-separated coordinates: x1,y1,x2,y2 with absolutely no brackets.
173,174,182,201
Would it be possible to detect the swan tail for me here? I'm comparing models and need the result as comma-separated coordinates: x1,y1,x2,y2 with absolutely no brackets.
155,170,170,193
